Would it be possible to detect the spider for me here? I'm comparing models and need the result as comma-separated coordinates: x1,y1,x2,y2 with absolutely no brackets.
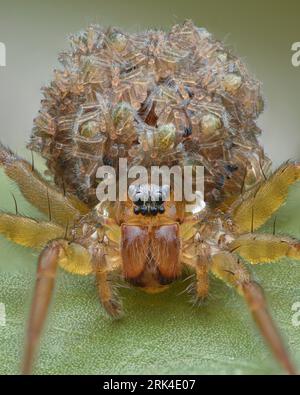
0,21,299,375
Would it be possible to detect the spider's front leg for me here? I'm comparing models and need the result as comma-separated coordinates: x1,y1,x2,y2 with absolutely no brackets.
211,252,297,375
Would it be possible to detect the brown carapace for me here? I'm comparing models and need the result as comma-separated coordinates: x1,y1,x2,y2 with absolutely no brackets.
0,20,299,374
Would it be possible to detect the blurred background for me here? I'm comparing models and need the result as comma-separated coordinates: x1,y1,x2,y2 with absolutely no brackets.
0,0,300,165
0,0,300,167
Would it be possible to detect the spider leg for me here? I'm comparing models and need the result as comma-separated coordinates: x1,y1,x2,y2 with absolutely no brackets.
211,252,297,375
0,212,65,249
0,143,88,225
194,258,209,300
22,240,61,375
182,237,210,300
231,162,300,234
22,239,93,374
228,233,300,264
0,213,93,274
94,249,123,319
184,256,210,301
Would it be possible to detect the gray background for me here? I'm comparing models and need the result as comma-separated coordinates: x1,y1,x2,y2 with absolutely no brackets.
0,0,300,166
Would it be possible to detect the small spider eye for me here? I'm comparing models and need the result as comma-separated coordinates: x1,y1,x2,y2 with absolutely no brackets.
130,184,168,216
150,206,158,215
158,206,165,214
134,206,140,215
140,206,148,216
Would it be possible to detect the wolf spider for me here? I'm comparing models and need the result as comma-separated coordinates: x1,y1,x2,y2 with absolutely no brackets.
0,143,300,374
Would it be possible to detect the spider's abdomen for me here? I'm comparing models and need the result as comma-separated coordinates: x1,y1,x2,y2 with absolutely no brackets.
28,20,271,208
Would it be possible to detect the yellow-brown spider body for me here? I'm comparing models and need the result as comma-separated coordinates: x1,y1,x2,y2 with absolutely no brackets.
0,21,299,375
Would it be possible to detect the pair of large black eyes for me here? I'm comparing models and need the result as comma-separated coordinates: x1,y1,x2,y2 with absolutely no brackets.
134,205,165,216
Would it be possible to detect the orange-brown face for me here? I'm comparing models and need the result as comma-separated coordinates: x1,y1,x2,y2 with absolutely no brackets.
121,223,182,291
114,184,186,292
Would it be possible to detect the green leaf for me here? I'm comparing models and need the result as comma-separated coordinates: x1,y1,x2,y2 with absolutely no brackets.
0,169,300,375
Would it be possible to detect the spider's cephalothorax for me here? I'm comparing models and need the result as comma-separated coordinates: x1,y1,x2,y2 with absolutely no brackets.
0,21,299,375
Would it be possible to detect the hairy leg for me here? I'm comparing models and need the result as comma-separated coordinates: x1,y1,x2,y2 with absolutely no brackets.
211,252,296,375
94,249,123,319
231,162,300,234
0,213,93,273
193,258,210,300
228,233,300,264
182,235,210,301
0,143,88,225
22,239,93,374
22,240,61,375
0,213,65,249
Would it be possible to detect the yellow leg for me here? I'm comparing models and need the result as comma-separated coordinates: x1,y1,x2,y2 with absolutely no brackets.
231,162,300,234
228,233,300,264
0,143,89,225
0,213,65,249
0,212,93,274
211,252,296,375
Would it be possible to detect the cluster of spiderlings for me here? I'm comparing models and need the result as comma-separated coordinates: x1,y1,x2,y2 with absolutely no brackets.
28,20,271,210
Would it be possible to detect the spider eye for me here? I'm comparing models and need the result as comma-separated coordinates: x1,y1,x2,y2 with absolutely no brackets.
158,206,165,214
150,206,158,216
130,184,168,216
134,206,140,215
140,206,148,216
